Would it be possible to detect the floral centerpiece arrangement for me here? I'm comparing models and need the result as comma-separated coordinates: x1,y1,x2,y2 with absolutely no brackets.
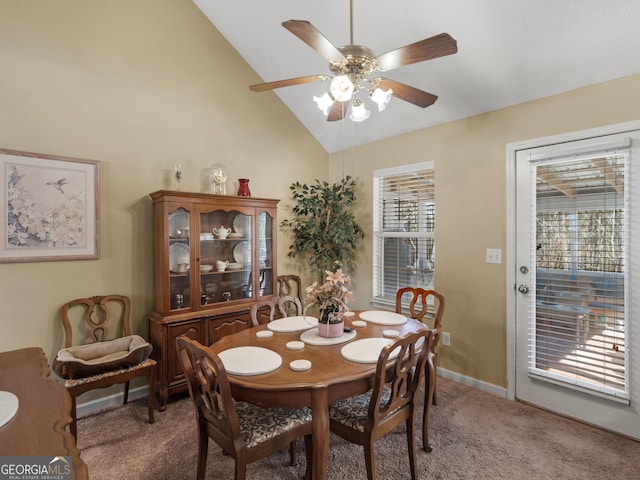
304,264,353,337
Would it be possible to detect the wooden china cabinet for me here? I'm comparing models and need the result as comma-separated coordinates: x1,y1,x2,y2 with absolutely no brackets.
147,190,279,409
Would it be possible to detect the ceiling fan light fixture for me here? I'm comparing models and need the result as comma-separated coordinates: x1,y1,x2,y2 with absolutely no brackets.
313,92,334,115
349,98,370,122
330,75,354,102
371,87,393,111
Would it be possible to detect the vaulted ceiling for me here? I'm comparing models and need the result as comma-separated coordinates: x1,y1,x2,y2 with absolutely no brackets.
193,0,640,154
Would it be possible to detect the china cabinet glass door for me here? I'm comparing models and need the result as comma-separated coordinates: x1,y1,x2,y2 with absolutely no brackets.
168,207,191,311
199,209,253,304
258,211,274,297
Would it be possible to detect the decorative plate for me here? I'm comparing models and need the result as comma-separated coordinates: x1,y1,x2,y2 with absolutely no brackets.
218,346,282,376
232,213,247,235
267,316,319,333
232,240,250,264
358,310,407,326
169,243,190,272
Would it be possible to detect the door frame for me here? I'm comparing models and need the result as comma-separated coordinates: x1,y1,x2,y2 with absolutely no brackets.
505,119,640,401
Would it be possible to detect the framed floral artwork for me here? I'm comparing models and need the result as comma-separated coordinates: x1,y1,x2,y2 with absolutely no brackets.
0,148,100,263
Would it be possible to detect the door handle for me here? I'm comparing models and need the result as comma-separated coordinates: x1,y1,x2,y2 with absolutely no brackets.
518,284,530,294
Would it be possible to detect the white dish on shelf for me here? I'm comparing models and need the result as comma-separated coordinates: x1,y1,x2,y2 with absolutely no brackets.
358,310,407,326
232,214,246,236
267,316,318,332
227,262,243,270
218,346,281,376
341,338,399,364
232,241,250,264
169,243,190,272
227,232,243,238
200,264,213,272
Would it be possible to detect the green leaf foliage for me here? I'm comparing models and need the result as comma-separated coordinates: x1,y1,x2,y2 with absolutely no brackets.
281,176,365,281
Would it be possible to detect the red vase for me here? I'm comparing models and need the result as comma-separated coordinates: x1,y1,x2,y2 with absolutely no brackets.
237,178,251,197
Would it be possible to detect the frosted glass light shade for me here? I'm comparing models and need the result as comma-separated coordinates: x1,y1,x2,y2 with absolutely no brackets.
313,93,334,115
330,75,354,102
349,100,370,122
371,87,393,111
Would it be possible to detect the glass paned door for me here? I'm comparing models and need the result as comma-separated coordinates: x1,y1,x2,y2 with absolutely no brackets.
513,128,640,440
257,211,274,297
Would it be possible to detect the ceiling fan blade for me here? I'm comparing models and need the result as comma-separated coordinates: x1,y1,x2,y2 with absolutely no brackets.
282,20,347,63
327,100,349,121
250,75,328,92
376,78,438,108
376,33,457,72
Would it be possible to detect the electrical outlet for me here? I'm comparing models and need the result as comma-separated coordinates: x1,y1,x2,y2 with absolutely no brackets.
486,248,502,264
442,331,451,347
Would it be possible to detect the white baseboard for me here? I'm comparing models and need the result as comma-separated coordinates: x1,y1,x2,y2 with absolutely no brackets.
437,367,507,398
76,385,151,418
77,369,506,418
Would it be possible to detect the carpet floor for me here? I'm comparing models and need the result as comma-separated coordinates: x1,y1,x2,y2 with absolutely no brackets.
77,377,640,479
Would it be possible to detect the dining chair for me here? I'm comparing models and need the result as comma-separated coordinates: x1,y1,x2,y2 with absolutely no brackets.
395,288,446,405
249,295,303,327
249,294,303,464
328,330,434,479
52,294,156,441
277,274,303,316
175,336,313,480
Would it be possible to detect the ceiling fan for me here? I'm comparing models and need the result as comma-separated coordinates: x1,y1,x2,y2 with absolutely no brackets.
249,0,458,122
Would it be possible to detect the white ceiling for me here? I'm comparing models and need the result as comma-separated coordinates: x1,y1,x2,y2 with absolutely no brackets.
193,0,640,154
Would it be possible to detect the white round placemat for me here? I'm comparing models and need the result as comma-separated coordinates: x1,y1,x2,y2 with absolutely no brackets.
358,310,407,326
300,328,356,346
290,359,312,372
218,347,282,376
267,316,319,332
286,340,305,350
0,391,19,428
256,330,274,339
341,338,400,363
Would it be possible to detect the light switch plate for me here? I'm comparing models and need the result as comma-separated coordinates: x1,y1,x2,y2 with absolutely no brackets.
486,248,502,264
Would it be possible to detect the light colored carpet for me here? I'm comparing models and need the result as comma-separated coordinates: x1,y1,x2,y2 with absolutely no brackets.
77,377,639,479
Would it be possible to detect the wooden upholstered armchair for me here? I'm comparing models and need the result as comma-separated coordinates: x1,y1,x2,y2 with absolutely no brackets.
329,330,434,478
53,294,156,441
176,336,312,480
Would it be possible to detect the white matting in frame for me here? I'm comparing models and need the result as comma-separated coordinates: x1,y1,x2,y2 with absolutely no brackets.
1,148,100,263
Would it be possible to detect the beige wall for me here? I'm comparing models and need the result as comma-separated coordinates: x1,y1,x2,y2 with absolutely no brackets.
0,0,327,389
333,74,640,388
2,0,640,398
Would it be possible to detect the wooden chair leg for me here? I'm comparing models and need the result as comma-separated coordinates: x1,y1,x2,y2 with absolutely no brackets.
303,435,313,480
407,418,418,480
196,422,209,480
289,440,297,466
69,393,78,442
123,380,130,404
147,366,156,424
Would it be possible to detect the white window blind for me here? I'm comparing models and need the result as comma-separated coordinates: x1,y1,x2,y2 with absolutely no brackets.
373,162,435,307
531,142,629,399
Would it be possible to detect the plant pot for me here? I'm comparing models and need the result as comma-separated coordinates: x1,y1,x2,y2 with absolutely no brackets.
317,320,344,338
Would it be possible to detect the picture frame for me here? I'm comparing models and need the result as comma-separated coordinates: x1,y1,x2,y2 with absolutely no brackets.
0,148,100,263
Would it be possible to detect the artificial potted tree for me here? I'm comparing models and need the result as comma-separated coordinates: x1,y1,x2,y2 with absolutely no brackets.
281,176,365,336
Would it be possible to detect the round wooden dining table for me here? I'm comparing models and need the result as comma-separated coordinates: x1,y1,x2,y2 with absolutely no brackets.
209,311,430,480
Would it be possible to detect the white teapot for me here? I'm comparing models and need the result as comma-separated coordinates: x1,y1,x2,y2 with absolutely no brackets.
216,260,229,272
213,226,231,239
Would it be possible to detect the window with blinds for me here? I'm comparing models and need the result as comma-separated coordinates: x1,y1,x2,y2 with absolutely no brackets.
532,145,628,399
373,162,435,307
